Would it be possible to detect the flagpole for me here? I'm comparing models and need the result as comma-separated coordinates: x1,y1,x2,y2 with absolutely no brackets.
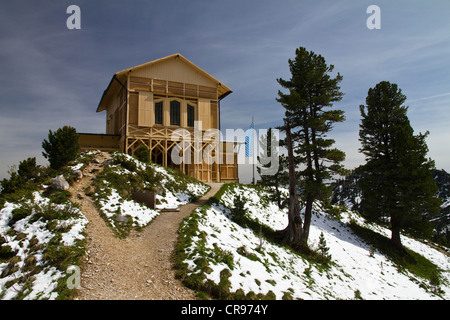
252,116,255,185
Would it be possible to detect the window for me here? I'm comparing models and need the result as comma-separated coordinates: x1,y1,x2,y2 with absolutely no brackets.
187,104,195,127
155,101,163,124
170,100,180,126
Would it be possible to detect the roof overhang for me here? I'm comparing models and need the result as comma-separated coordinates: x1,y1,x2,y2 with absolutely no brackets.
96,53,232,113
96,74,128,112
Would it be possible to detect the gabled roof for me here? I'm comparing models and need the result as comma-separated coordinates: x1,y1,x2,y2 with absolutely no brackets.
97,53,232,112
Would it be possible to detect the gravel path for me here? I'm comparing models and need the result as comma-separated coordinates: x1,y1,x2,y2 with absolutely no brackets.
70,152,222,300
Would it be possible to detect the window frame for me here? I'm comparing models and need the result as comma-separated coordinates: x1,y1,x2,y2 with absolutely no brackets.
170,100,181,126
154,100,164,125
187,104,195,127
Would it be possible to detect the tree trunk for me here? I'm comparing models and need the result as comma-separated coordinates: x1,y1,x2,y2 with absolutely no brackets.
274,175,282,208
300,107,314,250
391,215,406,254
277,124,303,246
301,194,314,249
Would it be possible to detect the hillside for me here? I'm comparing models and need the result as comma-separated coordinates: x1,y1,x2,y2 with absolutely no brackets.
332,168,450,248
1,151,449,300
0,151,209,300
176,184,450,300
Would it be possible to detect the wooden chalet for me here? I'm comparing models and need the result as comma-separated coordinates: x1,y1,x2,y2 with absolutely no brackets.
79,53,238,183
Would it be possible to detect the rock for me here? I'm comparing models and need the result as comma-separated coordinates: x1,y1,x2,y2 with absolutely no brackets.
92,158,100,164
102,159,114,166
115,214,128,224
155,186,164,195
1,257,20,278
24,255,37,268
1,263,14,278
52,175,70,191
73,170,83,181
132,190,156,209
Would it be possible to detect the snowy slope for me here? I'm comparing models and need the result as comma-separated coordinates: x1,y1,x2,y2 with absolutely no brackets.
179,184,450,300
0,192,88,300
0,151,209,300
332,169,450,244
95,152,209,235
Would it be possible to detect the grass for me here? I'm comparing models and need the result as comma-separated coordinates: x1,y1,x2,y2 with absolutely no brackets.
0,196,86,300
175,182,448,300
92,151,209,238
2,150,206,299
215,184,335,269
0,151,98,299
174,183,330,300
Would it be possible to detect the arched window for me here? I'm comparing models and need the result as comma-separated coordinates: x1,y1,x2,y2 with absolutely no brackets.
170,100,180,126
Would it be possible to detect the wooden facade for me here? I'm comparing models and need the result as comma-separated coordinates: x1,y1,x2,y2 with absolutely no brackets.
78,133,121,152
85,53,238,182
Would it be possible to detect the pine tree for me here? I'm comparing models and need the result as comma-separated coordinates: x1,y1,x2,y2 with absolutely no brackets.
257,128,288,207
42,126,79,170
317,232,331,262
276,46,346,249
359,81,440,253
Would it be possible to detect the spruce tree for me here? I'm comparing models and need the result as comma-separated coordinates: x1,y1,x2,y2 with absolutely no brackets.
359,81,440,253
276,46,346,249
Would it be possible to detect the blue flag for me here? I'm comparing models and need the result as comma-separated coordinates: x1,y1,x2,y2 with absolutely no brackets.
245,122,253,157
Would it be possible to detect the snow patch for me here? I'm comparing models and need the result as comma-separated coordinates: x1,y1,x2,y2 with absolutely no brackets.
181,184,450,300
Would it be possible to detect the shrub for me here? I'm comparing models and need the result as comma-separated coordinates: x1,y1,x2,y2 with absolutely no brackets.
0,172,22,196
42,126,79,170
0,159,44,205
17,157,39,181
113,153,137,172
44,189,72,205
9,206,33,226
0,244,16,261
135,145,150,164
231,194,247,225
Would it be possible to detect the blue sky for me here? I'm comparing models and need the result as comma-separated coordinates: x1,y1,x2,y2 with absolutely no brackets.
1,0,449,181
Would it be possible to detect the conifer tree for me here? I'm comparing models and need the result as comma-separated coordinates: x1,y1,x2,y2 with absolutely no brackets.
317,232,331,262
42,126,79,170
257,128,288,207
359,81,440,253
276,47,346,249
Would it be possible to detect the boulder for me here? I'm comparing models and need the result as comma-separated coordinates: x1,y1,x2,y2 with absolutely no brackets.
52,175,70,191
132,191,156,209
115,214,129,224
102,159,114,166
73,170,83,181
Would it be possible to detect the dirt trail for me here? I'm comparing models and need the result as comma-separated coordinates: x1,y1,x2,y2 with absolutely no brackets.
70,152,222,300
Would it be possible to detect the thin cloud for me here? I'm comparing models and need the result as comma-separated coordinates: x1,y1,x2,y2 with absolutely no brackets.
1,0,450,180
408,92,450,104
